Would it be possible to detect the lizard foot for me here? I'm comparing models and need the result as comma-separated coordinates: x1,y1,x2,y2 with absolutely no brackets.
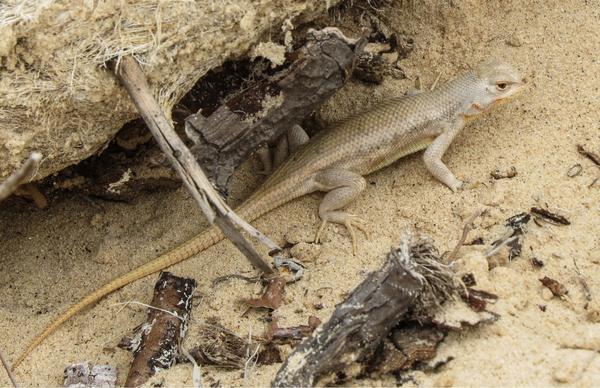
451,179,479,192
315,214,369,254
461,180,485,190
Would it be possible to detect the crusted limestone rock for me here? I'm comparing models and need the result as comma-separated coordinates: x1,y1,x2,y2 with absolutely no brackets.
0,0,342,180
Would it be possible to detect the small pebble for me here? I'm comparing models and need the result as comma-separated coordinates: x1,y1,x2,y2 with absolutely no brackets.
290,242,321,263
541,287,554,301
90,213,104,228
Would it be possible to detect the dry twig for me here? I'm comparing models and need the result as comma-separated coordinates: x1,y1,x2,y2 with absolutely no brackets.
573,259,592,302
577,144,600,166
0,347,18,388
115,56,275,273
447,209,484,263
0,152,41,203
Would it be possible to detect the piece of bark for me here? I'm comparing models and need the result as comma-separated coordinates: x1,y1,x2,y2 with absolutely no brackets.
353,51,386,84
185,27,364,193
540,276,568,297
245,276,286,310
64,363,117,388
50,144,180,203
369,324,445,375
272,234,457,387
118,272,196,387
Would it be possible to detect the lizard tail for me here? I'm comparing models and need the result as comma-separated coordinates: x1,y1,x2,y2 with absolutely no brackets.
12,225,224,370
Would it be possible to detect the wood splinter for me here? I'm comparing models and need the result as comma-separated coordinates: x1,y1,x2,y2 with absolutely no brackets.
118,272,196,387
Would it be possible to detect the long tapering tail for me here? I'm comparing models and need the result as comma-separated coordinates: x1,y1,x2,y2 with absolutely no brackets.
13,178,306,369
13,225,223,369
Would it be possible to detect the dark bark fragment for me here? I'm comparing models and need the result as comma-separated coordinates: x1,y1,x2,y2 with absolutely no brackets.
530,207,571,226
185,28,364,193
539,276,568,297
119,272,196,387
267,316,321,344
245,276,287,310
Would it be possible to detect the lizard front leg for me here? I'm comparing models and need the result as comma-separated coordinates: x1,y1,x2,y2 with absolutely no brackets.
423,119,466,192
312,168,368,253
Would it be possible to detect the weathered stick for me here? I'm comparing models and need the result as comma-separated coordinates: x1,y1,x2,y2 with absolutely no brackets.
118,272,196,387
446,209,484,263
0,151,41,203
0,347,17,388
115,56,275,274
272,234,456,387
185,27,363,192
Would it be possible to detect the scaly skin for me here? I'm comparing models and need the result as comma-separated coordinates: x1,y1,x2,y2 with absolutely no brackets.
14,60,525,368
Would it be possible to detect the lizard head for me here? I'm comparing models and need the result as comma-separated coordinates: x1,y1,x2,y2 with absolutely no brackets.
466,60,526,116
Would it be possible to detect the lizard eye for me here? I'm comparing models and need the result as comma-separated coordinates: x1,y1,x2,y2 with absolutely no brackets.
496,82,508,91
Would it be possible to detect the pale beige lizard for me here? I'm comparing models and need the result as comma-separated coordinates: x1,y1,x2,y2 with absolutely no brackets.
14,60,525,368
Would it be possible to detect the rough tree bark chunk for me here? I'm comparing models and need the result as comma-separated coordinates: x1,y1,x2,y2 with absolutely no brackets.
118,272,196,387
185,28,364,192
272,234,456,387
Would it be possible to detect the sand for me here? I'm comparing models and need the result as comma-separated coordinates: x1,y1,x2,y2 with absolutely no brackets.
1,0,599,385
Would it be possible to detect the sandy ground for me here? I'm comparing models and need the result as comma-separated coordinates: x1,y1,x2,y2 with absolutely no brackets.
1,0,600,386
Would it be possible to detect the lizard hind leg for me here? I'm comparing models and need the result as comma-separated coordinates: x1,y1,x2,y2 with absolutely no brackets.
259,125,310,175
312,168,368,254
273,124,310,168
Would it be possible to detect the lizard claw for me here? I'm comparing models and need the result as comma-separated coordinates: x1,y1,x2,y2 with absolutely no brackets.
314,220,328,245
448,179,466,193
315,214,369,254
344,215,369,254
456,180,482,191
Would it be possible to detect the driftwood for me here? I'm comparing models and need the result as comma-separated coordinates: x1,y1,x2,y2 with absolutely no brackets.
118,272,196,387
185,28,364,192
115,55,277,274
272,234,457,387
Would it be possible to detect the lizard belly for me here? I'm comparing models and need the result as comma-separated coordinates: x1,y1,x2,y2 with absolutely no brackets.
362,137,434,175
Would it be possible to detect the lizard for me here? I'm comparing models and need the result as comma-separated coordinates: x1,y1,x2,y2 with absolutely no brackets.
13,59,526,368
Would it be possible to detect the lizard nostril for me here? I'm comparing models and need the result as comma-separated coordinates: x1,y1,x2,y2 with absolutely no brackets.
521,77,527,84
